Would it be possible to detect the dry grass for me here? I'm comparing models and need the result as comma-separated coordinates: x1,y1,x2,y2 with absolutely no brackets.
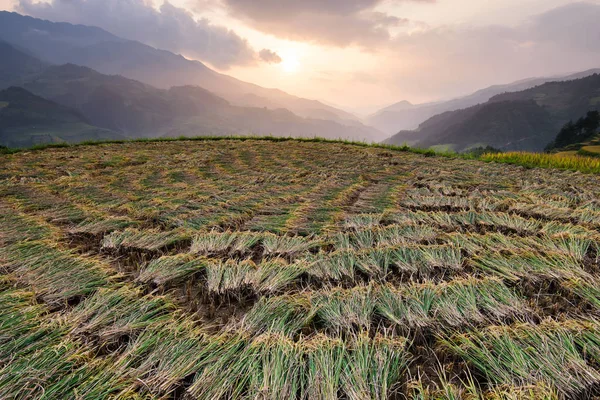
1,138,600,399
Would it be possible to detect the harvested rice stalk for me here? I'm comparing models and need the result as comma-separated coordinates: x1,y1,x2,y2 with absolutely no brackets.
407,375,559,400
336,225,439,251
102,229,189,253
472,252,588,282
262,233,320,257
0,211,57,245
564,278,600,310
391,245,463,274
116,321,207,395
251,258,306,294
406,367,481,400
0,339,83,399
70,286,175,346
486,383,560,400
3,241,109,306
241,294,314,336
376,225,439,247
191,231,239,255
540,221,599,238
137,254,207,286
69,218,137,237
249,334,304,400
342,332,410,400
0,290,53,360
36,358,139,400
230,231,263,254
303,335,346,400
356,248,393,280
377,284,435,329
442,322,600,397
533,235,595,261
307,251,357,282
205,259,256,295
377,278,526,330
434,277,525,327
314,285,377,332
186,333,257,399
343,214,384,230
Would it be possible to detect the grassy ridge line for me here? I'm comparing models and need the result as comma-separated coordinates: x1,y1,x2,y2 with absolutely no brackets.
4,134,600,174
0,135,458,157
480,151,600,174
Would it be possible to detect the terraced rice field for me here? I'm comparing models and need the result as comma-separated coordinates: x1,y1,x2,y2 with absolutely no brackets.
580,146,600,158
1,138,600,399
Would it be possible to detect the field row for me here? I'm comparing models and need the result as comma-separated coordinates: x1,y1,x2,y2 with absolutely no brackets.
2,140,600,398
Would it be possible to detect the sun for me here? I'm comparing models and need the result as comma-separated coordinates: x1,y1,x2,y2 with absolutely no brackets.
280,54,300,74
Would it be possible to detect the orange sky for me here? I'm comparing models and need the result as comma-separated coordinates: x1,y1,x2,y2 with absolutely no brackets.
3,0,600,114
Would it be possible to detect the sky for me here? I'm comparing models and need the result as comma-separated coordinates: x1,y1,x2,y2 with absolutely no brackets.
2,0,600,114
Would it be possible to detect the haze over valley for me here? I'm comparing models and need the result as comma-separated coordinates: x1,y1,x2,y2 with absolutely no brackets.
0,1,599,151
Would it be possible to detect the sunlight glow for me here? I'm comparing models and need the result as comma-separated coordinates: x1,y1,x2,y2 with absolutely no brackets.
281,54,300,74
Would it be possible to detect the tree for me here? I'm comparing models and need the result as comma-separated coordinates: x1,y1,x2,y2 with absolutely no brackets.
551,120,575,150
546,111,600,151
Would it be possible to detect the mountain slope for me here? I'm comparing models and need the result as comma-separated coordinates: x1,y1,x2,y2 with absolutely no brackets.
384,74,600,152
0,40,48,89
369,69,600,135
0,86,122,147
0,11,374,132
22,64,185,135
546,111,600,155
22,64,384,142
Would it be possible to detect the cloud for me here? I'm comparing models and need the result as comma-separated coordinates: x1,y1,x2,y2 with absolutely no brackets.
219,0,429,47
379,2,600,101
258,49,282,64
527,2,600,52
17,0,256,69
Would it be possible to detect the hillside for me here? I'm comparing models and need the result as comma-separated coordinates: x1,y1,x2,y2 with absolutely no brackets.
21,64,385,141
1,139,600,398
0,86,122,148
555,134,600,158
0,11,369,129
546,111,600,157
369,69,600,135
0,40,47,89
384,74,600,152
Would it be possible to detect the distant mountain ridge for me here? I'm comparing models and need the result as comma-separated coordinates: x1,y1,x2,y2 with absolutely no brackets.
0,28,386,145
6,10,600,150
0,11,374,132
0,86,122,148
10,60,384,143
369,69,600,135
0,40,47,89
383,74,600,152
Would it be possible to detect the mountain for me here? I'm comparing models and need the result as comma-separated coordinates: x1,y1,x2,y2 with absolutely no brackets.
22,64,189,135
0,11,377,134
0,40,48,89
369,70,600,135
0,86,122,148
383,74,600,152
21,64,384,141
378,100,417,113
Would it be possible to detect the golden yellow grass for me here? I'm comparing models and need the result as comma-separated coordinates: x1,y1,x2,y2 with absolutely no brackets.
481,151,600,173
